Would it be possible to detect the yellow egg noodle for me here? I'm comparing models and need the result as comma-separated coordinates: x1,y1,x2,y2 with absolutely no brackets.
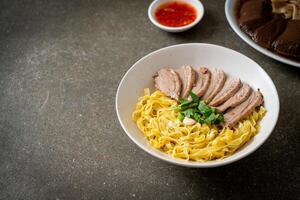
132,88,266,162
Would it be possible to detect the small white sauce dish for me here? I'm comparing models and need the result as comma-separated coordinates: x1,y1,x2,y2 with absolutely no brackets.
148,0,204,32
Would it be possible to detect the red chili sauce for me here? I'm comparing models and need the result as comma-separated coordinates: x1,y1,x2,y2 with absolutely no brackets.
155,1,197,27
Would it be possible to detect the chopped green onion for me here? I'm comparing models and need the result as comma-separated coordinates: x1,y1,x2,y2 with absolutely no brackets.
198,101,213,117
177,113,185,121
189,91,199,102
179,98,190,105
174,91,224,125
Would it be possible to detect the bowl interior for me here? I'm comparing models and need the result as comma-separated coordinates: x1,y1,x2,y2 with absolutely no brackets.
225,0,300,68
116,43,279,167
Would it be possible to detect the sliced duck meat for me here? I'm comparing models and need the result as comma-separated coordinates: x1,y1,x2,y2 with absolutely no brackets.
202,69,226,104
154,68,182,100
175,65,196,99
209,78,241,107
191,67,211,97
252,14,287,49
273,20,300,58
224,90,263,128
238,0,272,36
215,83,252,113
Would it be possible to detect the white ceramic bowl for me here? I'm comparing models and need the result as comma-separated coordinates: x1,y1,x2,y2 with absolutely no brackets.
148,0,204,32
116,43,280,168
225,0,300,68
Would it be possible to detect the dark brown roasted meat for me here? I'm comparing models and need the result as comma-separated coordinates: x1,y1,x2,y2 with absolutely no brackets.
273,20,300,58
252,14,287,49
239,0,272,36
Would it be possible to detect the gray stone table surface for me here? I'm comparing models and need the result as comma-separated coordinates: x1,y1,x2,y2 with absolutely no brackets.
0,0,299,199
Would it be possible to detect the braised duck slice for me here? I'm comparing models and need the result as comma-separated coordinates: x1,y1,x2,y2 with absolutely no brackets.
202,69,226,104
175,65,196,99
154,68,182,100
273,20,300,58
209,78,241,107
215,83,252,113
224,90,263,128
252,14,287,49
239,0,272,36
191,67,211,97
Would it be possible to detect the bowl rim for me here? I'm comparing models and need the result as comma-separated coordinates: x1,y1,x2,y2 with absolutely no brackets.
116,43,280,168
224,0,300,68
148,0,204,32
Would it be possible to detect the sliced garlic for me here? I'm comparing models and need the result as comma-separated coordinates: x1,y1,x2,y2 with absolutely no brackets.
183,117,196,125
